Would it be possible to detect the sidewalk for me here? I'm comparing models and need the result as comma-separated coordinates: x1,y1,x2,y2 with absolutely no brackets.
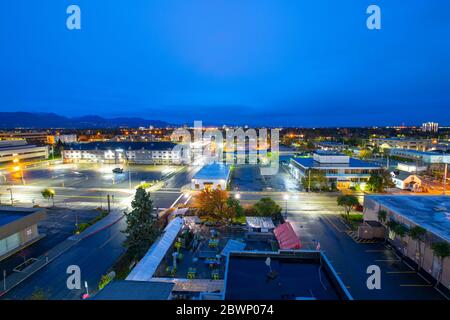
0,210,124,297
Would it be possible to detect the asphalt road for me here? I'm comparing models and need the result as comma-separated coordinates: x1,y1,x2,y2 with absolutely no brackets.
1,189,184,300
2,217,127,300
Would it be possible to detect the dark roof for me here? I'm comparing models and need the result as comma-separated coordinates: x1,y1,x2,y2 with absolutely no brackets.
224,251,351,300
291,157,380,169
93,280,174,300
66,141,177,151
0,208,39,227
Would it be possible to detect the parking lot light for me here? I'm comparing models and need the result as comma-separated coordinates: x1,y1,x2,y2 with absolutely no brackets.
234,193,241,200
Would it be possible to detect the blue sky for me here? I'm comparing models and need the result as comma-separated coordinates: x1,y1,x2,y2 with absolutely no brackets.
0,1,449,126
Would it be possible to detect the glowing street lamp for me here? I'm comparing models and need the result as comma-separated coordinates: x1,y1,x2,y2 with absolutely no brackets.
234,193,241,200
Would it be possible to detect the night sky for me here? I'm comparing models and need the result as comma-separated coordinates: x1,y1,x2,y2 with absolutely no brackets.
1,1,449,127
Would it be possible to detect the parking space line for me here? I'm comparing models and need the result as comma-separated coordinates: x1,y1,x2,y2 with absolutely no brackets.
400,284,433,287
321,215,346,233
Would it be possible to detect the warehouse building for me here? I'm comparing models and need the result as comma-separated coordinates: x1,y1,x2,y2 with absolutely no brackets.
0,207,46,261
363,195,450,290
62,141,189,165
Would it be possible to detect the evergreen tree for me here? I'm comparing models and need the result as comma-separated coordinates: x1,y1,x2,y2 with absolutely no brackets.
123,187,160,260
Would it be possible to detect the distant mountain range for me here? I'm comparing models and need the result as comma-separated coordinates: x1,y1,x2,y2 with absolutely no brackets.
0,112,170,129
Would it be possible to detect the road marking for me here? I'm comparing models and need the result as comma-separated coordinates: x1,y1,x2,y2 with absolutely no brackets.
169,193,184,208
321,215,346,233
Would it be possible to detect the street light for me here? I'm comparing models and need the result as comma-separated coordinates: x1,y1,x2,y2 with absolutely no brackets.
283,194,289,220
234,193,241,200
6,188,13,206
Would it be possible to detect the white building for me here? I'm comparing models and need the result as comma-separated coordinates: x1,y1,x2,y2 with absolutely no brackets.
390,149,450,165
55,134,77,144
289,151,381,189
0,140,49,164
62,141,189,165
191,163,231,190
390,171,422,191
372,138,431,151
422,122,439,133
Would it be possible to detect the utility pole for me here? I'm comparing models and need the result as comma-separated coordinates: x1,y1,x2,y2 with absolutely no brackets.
107,194,111,213
308,169,311,192
443,163,448,195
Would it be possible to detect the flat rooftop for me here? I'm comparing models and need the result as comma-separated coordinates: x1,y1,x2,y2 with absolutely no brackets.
0,209,38,227
93,280,174,300
224,251,351,300
66,141,177,151
390,148,447,156
291,157,380,169
367,195,450,242
193,163,231,180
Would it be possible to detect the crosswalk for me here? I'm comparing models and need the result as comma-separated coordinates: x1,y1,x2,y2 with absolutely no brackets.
346,230,381,244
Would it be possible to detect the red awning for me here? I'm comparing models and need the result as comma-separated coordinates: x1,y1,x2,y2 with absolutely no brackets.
274,222,301,249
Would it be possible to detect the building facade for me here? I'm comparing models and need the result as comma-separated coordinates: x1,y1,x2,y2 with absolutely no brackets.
0,140,49,165
62,141,189,165
389,148,450,165
422,122,439,133
363,195,450,289
289,151,381,189
372,138,431,151
191,163,231,190
0,207,46,261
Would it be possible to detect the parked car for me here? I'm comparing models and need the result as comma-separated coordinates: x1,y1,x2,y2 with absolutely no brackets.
112,168,124,174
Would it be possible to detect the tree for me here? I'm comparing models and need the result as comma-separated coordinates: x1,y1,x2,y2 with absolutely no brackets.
252,197,282,218
365,169,394,193
123,187,160,260
408,226,427,270
378,209,388,241
197,189,242,225
393,224,408,255
359,149,373,160
377,209,387,223
301,169,328,191
431,242,450,287
337,195,359,220
41,188,55,206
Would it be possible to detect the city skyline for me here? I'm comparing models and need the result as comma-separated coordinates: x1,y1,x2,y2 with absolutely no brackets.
1,1,450,126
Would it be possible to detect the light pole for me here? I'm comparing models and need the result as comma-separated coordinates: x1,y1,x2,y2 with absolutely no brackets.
283,194,289,220
443,163,448,195
128,170,132,190
6,188,13,206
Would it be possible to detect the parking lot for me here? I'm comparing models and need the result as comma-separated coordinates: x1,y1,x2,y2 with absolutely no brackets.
289,212,444,300
0,163,183,190
0,207,100,278
230,164,299,192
